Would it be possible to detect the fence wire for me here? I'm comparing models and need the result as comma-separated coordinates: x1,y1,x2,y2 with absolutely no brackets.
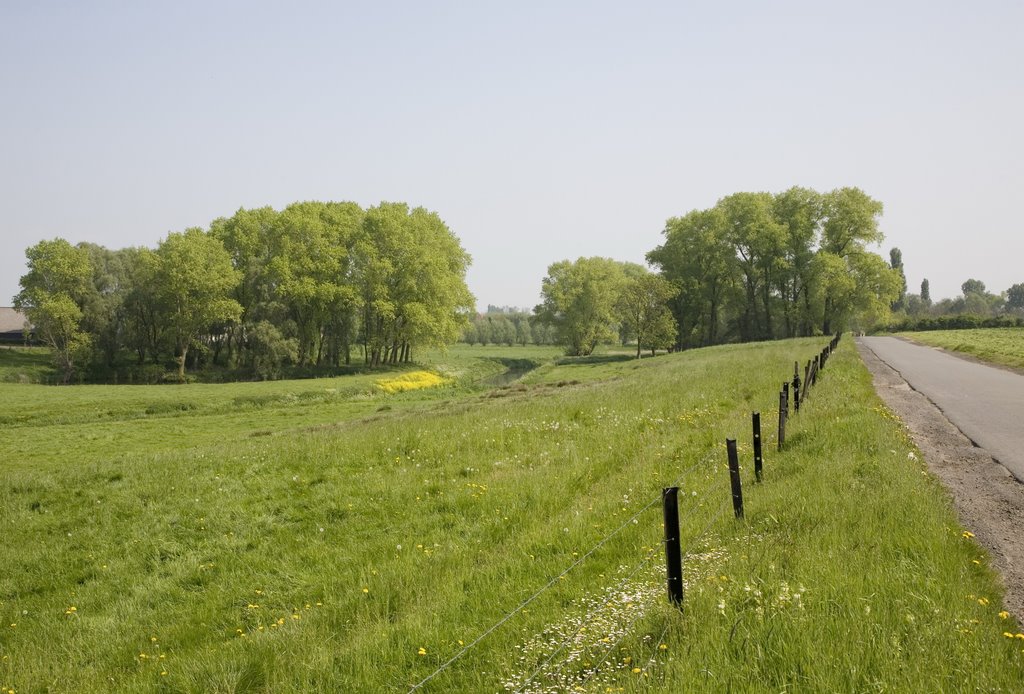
408,448,721,692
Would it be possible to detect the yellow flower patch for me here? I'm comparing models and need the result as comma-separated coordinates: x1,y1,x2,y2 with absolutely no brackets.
375,371,449,394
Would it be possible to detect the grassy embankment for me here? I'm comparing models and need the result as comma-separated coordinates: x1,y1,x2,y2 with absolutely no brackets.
1,340,1023,692
900,327,1024,371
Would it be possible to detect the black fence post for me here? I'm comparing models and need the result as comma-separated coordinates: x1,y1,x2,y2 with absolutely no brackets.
777,390,787,451
662,487,684,607
753,411,763,482
782,381,790,411
804,360,811,392
727,439,744,519
793,377,801,413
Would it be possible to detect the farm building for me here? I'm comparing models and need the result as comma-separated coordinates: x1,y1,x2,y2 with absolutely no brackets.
0,307,30,343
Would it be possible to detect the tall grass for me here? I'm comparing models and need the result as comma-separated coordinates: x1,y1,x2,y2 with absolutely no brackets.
1,339,1021,692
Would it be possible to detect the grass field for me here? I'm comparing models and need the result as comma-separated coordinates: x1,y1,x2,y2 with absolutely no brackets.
900,327,1024,371
2,339,1023,692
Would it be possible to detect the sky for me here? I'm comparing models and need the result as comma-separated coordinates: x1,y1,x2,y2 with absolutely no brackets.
2,0,1022,310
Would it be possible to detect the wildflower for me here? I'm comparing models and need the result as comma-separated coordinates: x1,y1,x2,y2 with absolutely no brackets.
1000,611,1010,619
362,588,369,594
962,531,975,539
418,647,427,656
979,597,990,606
659,644,668,650
64,606,77,615
1004,632,1015,638
632,667,642,674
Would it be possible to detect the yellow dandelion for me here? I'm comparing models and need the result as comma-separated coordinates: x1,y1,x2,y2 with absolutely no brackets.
1000,611,1010,619
962,531,975,538
1004,632,1015,638
418,647,427,656
979,597,990,606
150,636,158,642
632,667,641,674
160,671,167,676
362,588,369,594
659,644,668,650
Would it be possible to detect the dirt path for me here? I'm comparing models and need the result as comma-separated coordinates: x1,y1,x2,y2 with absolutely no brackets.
857,338,1024,619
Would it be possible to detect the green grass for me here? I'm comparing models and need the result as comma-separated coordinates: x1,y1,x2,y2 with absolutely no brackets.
1,339,1022,692
0,346,53,384
901,327,1024,370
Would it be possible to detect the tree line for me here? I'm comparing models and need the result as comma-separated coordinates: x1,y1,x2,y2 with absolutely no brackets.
14,201,473,382
533,187,903,355
887,266,1024,331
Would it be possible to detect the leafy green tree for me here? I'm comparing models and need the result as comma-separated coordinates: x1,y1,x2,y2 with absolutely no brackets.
818,188,886,334
153,228,242,381
247,320,298,380
720,192,786,341
535,257,627,356
640,310,678,356
773,187,823,337
617,271,678,358
889,247,907,311
1007,283,1024,312
14,239,94,382
921,278,931,305
358,203,473,366
647,207,735,347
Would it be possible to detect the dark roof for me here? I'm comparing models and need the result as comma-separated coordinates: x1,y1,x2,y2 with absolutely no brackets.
0,307,29,334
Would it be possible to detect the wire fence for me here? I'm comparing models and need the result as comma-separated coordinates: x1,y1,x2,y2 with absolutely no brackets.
408,334,843,692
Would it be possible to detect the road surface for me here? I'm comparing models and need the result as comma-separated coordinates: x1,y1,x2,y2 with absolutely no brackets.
858,336,1024,482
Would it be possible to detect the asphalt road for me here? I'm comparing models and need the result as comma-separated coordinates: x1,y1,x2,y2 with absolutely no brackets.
858,336,1024,482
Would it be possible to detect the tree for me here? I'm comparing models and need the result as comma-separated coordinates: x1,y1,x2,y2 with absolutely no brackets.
773,187,823,337
647,207,735,348
535,257,626,356
153,228,242,381
14,239,94,382
358,203,473,366
617,271,678,358
1007,283,1024,312
920,278,931,305
719,192,786,341
247,320,298,380
961,278,986,296
818,188,886,334
889,247,907,311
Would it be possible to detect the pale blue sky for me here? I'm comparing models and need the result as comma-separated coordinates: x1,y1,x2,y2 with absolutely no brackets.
2,1,1022,309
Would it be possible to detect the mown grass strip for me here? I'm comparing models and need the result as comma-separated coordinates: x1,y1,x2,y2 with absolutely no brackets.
901,327,1024,371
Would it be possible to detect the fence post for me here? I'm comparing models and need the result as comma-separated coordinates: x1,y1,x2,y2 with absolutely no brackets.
782,381,790,411
662,487,684,607
727,439,744,519
804,360,811,392
777,390,787,451
753,411,763,482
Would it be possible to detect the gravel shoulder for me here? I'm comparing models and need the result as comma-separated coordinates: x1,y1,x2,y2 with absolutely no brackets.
857,338,1024,619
